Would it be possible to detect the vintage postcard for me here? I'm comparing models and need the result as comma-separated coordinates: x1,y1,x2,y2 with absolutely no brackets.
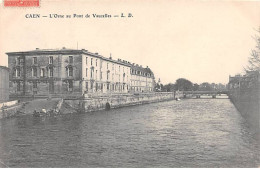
0,0,259,168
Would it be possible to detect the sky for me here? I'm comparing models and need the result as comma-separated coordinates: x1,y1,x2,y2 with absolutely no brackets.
0,0,259,84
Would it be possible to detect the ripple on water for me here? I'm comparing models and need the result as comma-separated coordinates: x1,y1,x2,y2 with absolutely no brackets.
0,99,259,167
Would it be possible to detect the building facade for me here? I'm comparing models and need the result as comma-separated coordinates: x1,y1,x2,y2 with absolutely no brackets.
130,64,155,92
7,48,154,96
0,66,9,103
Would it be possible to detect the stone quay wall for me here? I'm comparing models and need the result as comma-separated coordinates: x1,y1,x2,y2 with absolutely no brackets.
64,92,176,113
228,73,260,142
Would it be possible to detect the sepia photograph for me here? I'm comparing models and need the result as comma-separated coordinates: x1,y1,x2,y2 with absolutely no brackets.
0,0,259,168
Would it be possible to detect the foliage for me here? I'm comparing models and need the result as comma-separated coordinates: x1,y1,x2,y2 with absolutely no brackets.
175,78,193,91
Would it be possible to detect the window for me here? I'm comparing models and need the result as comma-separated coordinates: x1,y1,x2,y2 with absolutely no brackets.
32,68,37,77
91,58,93,66
107,72,109,80
16,68,21,77
107,63,109,69
91,82,93,89
68,67,73,77
107,83,109,90
33,82,37,89
49,67,53,77
68,81,73,90
96,83,98,90
40,68,45,77
86,82,88,92
69,56,73,63
49,56,53,64
112,64,114,70
86,57,88,65
91,69,93,78
119,66,120,71
17,82,20,91
16,57,20,65
86,68,88,77
96,59,98,66
96,70,97,79
100,71,102,80
33,57,37,64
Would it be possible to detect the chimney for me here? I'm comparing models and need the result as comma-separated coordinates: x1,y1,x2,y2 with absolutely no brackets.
95,52,98,55
62,47,66,49
36,48,39,50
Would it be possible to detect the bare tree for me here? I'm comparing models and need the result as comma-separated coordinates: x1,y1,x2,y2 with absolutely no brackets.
246,27,260,72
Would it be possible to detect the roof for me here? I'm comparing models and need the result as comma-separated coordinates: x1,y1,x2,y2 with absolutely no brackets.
130,64,154,78
0,66,9,71
6,48,132,67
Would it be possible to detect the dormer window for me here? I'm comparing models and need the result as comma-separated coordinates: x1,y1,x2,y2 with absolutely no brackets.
33,57,37,64
49,56,53,64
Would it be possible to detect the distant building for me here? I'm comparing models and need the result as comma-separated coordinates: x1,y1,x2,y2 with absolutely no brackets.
130,64,155,92
0,66,9,103
6,48,155,96
228,71,259,90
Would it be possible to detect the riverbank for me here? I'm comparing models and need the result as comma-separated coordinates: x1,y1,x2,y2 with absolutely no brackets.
0,92,177,119
228,72,260,142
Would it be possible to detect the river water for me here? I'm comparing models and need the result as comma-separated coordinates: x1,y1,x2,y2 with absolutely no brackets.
0,98,259,167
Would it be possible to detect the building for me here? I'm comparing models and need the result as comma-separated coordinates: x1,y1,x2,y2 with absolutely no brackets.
228,71,259,90
130,64,155,92
0,66,9,103
7,48,155,96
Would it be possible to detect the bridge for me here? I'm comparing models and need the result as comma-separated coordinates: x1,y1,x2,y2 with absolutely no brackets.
182,90,229,99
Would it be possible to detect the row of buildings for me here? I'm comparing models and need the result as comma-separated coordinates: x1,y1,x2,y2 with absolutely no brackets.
6,47,155,96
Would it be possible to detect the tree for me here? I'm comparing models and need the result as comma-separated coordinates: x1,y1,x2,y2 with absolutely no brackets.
193,83,199,91
162,83,175,92
175,78,193,91
199,82,213,91
246,27,260,72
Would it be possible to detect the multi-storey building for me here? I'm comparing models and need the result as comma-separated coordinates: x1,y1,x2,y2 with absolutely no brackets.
7,48,155,96
130,64,155,92
0,66,9,103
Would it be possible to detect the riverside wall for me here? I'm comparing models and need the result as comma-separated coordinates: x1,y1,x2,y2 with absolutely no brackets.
64,92,176,114
228,73,260,142
0,92,176,119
